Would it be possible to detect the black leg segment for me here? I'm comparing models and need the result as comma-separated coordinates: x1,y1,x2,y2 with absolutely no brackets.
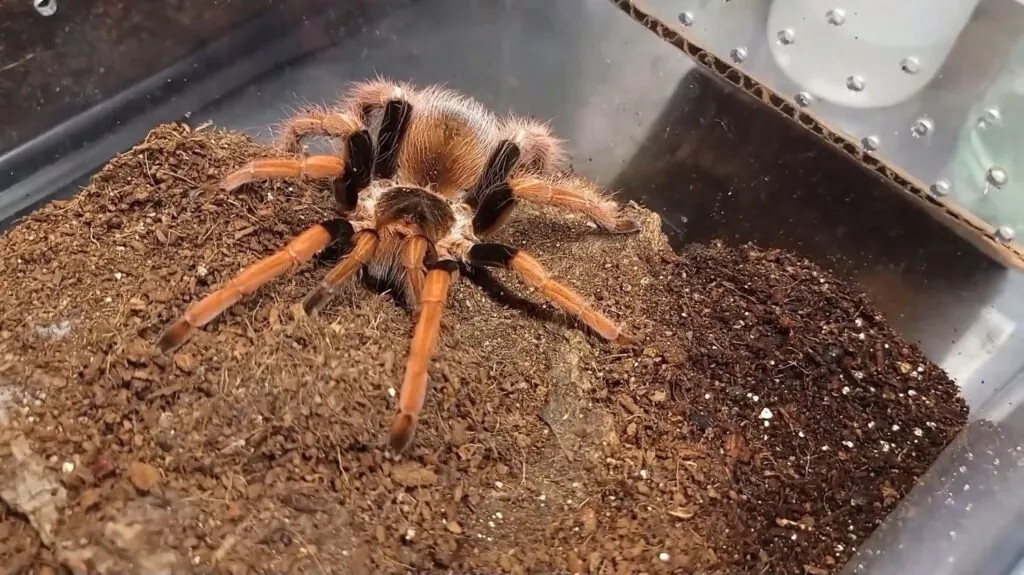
373,99,413,179
466,243,519,268
332,129,374,212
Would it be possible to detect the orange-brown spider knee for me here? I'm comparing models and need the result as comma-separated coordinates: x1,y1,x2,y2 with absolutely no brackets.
276,108,363,153
302,231,379,315
510,174,638,234
464,243,628,344
157,220,351,352
390,263,456,453
219,155,344,192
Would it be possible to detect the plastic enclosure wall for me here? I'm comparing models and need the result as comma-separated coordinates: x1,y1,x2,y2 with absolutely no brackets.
618,0,1024,271
609,2,1024,574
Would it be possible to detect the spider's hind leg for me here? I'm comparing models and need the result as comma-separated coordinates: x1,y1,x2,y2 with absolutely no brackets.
331,90,414,212
276,106,362,154
466,139,523,237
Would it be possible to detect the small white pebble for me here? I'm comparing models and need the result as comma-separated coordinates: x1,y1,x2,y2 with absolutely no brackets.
758,408,773,420
913,428,923,437
858,333,865,341
854,318,864,327
752,395,760,402
892,424,900,431
907,389,917,397
842,386,851,395
658,552,670,562
538,493,546,501
113,272,123,280
821,445,830,451
798,431,805,438
495,481,504,489
639,469,649,480
488,521,495,528
495,512,503,520
704,393,711,400
842,441,854,448
387,387,396,398
103,296,112,303
61,461,75,473
404,528,416,540
868,421,876,429
196,265,209,278
763,420,770,427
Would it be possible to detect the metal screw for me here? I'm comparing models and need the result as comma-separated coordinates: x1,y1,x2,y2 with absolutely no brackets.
910,117,934,138
986,166,1008,188
795,92,814,107
929,180,951,197
900,57,921,75
861,135,880,152
995,226,1015,243
33,0,57,16
846,75,866,92
977,108,1002,130
827,8,847,25
730,47,748,64
678,11,695,26
777,29,795,45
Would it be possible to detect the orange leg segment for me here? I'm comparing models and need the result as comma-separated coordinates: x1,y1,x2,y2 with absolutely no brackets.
276,109,362,153
401,235,430,309
510,174,639,234
390,264,455,453
157,222,339,352
301,231,379,315
219,155,344,192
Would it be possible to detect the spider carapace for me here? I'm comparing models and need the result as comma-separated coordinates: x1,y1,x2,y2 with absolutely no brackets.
156,79,639,453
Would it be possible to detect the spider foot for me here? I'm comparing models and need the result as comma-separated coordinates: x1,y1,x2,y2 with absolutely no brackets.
156,319,192,353
600,213,641,235
389,412,418,454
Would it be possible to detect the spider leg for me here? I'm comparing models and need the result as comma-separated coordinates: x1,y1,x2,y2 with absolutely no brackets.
276,107,362,153
219,155,344,192
390,260,458,453
400,235,431,309
465,139,522,236
331,93,413,212
464,242,629,344
301,230,379,315
157,219,354,352
509,173,639,234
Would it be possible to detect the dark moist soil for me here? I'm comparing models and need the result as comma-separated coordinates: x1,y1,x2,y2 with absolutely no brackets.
0,124,969,574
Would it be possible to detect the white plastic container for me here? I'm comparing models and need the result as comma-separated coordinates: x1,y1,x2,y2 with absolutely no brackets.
767,0,981,108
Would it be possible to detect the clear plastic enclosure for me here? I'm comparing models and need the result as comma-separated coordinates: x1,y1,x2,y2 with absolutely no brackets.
1,0,1023,573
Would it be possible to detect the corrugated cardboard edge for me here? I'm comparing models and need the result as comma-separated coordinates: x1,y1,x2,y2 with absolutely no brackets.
610,0,1024,271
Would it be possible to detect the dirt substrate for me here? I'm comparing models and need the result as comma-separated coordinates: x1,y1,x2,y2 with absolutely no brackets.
0,124,969,574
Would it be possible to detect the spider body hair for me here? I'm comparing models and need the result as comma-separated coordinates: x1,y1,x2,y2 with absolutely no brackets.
156,79,638,453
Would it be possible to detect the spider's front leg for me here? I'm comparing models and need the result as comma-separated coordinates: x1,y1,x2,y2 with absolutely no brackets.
156,219,355,352
390,260,459,453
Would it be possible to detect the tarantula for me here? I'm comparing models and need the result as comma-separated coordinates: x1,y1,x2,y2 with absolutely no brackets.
156,79,638,453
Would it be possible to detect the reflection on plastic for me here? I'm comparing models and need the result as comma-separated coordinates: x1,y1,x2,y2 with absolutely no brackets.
767,0,981,108
842,420,1024,575
949,35,1024,242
